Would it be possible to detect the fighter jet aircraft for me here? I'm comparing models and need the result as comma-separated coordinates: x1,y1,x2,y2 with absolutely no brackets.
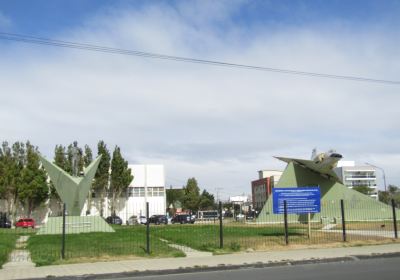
275,148,343,182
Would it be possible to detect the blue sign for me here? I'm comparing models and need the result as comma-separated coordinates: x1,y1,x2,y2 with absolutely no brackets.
272,187,321,214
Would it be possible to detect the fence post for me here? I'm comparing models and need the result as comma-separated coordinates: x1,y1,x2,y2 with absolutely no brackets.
219,201,223,248
392,199,398,239
146,202,150,254
61,203,66,259
340,199,346,242
284,200,289,245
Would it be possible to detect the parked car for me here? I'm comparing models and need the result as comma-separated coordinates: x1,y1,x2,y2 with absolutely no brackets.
148,215,168,225
0,217,11,228
127,215,138,225
245,214,255,221
15,218,35,228
139,216,147,225
171,214,195,224
127,215,144,225
235,214,245,221
105,215,123,225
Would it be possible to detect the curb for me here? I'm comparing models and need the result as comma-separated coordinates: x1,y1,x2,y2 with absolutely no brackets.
24,252,400,280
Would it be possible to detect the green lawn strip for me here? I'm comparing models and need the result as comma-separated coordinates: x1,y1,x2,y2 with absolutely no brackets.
0,232,18,268
27,226,184,266
151,224,304,253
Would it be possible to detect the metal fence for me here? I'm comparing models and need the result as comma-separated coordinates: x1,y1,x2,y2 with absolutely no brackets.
0,199,399,267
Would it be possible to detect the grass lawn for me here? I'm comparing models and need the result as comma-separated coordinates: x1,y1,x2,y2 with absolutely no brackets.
27,226,185,266
151,224,305,253
332,221,397,231
26,222,400,266
0,230,18,268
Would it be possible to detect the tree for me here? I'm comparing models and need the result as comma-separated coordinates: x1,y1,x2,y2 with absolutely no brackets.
49,145,68,215
198,189,216,210
109,146,133,215
51,145,68,198
183,178,200,212
0,141,25,222
83,145,94,214
353,185,374,196
94,141,111,217
166,187,185,208
379,185,400,207
83,145,93,167
18,142,49,217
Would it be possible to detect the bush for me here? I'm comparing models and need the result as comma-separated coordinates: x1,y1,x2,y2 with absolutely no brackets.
229,242,241,252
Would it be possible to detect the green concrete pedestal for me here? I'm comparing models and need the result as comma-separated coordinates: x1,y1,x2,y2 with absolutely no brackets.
37,216,114,235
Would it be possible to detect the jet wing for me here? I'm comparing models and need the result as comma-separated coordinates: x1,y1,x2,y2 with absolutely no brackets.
275,156,341,182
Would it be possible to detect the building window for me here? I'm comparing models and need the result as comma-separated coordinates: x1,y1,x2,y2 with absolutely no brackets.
128,187,134,197
147,187,164,197
133,187,145,197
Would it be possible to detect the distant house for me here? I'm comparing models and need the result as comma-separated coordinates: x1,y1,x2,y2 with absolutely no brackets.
251,170,282,211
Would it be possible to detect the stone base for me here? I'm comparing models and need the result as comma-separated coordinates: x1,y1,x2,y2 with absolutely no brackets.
37,216,115,235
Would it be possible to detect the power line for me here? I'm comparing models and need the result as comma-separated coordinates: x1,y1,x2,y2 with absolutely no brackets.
0,31,399,85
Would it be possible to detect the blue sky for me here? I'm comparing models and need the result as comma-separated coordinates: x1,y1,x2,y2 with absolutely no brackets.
2,0,400,35
0,1,399,197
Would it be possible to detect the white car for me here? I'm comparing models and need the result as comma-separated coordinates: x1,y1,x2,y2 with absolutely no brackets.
139,216,147,225
127,215,147,225
235,214,245,221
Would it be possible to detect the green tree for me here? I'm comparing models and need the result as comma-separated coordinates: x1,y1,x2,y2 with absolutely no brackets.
198,189,215,210
83,145,93,167
166,187,185,208
379,185,400,207
18,142,49,217
109,146,133,215
49,145,68,215
94,141,111,217
51,145,68,198
353,185,374,196
83,145,94,215
0,142,25,222
183,178,200,212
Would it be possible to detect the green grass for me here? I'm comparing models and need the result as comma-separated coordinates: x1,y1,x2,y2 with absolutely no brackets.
0,231,18,268
25,221,399,266
27,226,185,266
151,224,304,253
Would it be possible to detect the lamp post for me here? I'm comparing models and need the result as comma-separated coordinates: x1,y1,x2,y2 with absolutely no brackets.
365,162,387,192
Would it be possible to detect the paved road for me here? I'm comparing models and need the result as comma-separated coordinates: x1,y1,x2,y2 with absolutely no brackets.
112,256,400,280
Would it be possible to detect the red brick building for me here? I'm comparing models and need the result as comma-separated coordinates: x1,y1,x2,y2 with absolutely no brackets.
251,170,282,211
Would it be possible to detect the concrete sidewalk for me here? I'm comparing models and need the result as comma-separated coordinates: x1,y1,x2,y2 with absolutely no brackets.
2,243,400,280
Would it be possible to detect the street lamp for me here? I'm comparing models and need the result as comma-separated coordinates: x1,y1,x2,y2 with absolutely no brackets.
365,162,387,192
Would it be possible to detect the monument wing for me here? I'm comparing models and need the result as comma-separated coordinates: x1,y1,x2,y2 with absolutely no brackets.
39,155,79,208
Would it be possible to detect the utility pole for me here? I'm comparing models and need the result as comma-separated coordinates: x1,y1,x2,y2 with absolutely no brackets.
215,187,223,202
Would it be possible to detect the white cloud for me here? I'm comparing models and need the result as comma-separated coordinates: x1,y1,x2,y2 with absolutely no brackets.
0,2,399,196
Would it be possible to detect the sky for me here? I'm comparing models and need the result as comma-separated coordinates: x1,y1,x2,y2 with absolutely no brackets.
1,0,399,199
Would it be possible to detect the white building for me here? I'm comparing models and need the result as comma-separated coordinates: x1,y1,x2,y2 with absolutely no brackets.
257,170,283,185
81,164,166,224
229,196,249,203
335,161,378,198
126,164,166,218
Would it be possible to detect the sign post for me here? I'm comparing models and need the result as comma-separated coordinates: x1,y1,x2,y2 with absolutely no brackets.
273,187,321,242
272,187,321,215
